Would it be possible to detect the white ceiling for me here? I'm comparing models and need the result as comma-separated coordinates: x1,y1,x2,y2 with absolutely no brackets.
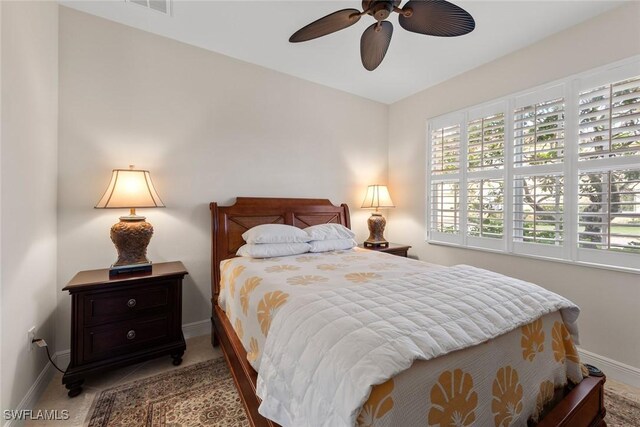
60,0,624,104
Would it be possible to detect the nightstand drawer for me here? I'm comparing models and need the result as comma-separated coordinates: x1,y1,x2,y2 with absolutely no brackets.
82,283,170,325
82,315,170,362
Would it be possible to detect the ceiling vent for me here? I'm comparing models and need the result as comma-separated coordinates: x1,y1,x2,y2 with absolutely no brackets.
126,0,171,15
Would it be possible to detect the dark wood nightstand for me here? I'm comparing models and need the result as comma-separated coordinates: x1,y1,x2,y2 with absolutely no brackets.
358,243,412,257
62,261,188,397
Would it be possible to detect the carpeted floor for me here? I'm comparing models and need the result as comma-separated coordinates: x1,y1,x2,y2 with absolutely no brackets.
88,358,640,426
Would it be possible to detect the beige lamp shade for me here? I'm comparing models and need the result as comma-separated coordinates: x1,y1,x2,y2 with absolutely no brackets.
361,185,395,210
95,167,165,209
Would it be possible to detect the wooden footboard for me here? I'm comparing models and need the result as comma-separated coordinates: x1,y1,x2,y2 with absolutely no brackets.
536,375,607,427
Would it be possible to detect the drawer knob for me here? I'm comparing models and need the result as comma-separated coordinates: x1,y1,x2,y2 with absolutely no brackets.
127,298,137,308
126,330,136,340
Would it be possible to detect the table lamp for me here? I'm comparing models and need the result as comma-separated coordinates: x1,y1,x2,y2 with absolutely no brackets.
361,184,395,248
95,165,165,275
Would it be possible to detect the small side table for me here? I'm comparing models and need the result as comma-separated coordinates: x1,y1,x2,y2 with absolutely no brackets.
62,261,188,397
358,243,412,257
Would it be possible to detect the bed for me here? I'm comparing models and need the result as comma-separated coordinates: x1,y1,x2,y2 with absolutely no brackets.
209,197,606,427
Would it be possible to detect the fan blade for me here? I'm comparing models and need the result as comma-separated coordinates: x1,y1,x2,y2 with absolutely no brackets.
289,9,362,43
399,0,475,37
361,21,393,71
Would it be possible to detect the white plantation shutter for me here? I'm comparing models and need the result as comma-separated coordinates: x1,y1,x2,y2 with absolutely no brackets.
513,175,564,245
431,125,461,175
468,113,505,171
511,88,565,256
428,115,465,244
431,182,460,234
578,76,640,159
465,104,508,249
427,58,640,271
467,179,504,238
578,170,640,252
514,98,565,167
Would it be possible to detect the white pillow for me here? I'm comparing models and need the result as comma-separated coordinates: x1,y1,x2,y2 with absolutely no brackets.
309,238,357,253
242,224,311,244
304,224,355,241
236,242,311,258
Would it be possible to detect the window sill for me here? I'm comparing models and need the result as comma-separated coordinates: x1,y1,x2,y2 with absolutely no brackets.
426,239,640,275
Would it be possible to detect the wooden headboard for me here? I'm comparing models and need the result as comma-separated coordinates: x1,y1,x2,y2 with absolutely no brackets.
209,197,350,306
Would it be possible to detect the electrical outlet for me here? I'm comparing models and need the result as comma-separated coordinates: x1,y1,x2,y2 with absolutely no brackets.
28,327,36,352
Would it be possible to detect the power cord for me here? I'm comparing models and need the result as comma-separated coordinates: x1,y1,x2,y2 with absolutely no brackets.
32,338,66,374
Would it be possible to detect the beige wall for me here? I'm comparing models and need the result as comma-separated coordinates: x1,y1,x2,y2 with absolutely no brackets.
388,3,640,369
1,0,59,416
56,8,389,351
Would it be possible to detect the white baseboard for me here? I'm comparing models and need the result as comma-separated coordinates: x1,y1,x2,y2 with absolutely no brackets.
578,348,640,389
55,350,70,375
4,352,63,427
182,319,211,339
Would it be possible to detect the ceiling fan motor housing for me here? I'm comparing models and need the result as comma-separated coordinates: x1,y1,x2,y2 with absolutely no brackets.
363,0,401,21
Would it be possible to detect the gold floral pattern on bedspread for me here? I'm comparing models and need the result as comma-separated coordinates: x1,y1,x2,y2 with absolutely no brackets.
228,265,246,298
265,265,300,273
492,366,523,427
428,369,477,426
257,291,289,336
234,318,244,340
316,263,347,271
286,275,329,286
247,337,259,363
240,277,262,315
357,379,395,427
535,380,555,421
552,321,580,364
521,318,545,361
345,272,383,283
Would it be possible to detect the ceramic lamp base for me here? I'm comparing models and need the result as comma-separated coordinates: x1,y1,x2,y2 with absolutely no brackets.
364,212,388,248
110,215,154,269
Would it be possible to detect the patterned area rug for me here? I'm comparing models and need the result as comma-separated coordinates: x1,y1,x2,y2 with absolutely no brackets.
87,358,249,426
605,386,640,427
87,357,639,426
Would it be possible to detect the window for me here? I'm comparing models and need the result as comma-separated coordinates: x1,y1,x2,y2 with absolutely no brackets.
467,179,504,239
468,113,505,171
578,170,640,253
427,58,640,271
431,124,461,175
513,175,564,245
578,76,640,159
514,98,565,167
431,182,460,234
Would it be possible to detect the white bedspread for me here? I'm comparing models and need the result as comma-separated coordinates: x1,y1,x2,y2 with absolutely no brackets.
256,265,580,427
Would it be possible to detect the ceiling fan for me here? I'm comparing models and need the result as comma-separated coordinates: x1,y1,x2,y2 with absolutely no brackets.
289,0,475,71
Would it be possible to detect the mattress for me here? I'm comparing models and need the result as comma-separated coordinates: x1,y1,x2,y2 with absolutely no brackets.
218,248,583,426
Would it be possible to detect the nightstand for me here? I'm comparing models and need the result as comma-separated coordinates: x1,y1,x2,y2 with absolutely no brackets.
62,261,188,397
358,243,412,257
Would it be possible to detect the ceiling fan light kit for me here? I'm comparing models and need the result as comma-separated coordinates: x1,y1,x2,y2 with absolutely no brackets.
289,0,475,71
